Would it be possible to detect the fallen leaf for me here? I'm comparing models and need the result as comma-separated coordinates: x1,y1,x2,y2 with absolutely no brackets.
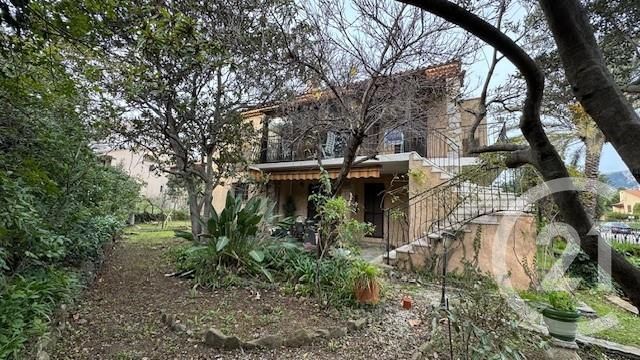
408,318,422,327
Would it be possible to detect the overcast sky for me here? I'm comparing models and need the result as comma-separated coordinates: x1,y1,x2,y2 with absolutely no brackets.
468,44,631,175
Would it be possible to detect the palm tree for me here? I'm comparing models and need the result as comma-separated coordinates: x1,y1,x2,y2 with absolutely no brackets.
567,103,605,219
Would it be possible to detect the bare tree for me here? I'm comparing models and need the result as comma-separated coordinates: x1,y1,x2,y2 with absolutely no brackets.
276,0,475,195
397,0,640,308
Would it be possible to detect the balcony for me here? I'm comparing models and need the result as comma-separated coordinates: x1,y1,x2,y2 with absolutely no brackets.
255,128,460,164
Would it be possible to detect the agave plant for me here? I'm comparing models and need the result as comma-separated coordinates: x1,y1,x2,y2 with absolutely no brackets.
175,192,275,283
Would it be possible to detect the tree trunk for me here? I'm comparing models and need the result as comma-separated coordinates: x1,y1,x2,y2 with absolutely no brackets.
396,0,640,309
583,135,605,219
202,152,215,223
185,178,202,241
539,0,640,183
332,130,365,196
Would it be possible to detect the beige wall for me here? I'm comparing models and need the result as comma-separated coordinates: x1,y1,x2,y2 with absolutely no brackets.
447,214,537,289
615,191,640,214
105,149,181,207
400,213,537,290
459,98,487,154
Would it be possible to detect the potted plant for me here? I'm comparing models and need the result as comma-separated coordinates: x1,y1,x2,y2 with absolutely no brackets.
351,261,381,305
542,291,581,342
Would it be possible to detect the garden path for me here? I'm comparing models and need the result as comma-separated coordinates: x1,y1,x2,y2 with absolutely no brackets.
49,226,438,359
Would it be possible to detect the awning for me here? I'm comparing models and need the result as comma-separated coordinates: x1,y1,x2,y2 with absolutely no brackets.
611,202,624,208
250,166,381,181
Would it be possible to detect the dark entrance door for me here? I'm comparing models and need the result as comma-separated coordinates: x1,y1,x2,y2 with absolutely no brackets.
307,184,321,221
364,183,385,238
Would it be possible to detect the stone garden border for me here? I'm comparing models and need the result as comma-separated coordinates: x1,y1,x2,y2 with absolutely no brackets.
161,311,368,350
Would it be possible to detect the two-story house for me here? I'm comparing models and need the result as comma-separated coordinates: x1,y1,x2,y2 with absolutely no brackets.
242,61,482,234
220,61,537,289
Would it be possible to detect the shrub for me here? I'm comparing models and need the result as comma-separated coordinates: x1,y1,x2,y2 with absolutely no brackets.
420,266,545,359
174,192,275,286
605,211,631,221
0,268,79,359
612,242,640,258
170,210,190,221
64,215,123,265
547,290,577,312
264,244,366,307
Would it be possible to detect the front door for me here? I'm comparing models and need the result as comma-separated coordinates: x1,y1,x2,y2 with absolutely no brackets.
307,184,322,221
364,183,385,238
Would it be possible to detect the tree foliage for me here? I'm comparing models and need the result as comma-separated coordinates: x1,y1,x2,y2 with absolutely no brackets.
91,0,306,239
0,0,140,355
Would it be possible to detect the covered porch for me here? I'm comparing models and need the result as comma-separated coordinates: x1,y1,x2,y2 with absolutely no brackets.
250,153,416,244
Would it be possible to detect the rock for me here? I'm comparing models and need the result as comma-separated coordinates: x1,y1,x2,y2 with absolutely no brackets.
77,318,88,325
606,295,639,315
284,329,313,347
246,335,284,348
327,326,348,338
312,328,331,338
347,318,367,330
36,350,50,360
545,346,581,360
577,302,597,319
203,328,242,349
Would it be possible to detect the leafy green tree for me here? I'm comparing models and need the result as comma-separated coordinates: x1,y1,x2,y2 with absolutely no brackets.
92,0,305,239
0,0,141,355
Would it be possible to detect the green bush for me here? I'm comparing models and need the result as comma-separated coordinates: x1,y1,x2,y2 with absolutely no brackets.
0,268,79,359
174,192,276,286
548,290,577,312
171,210,190,221
264,244,366,307
64,216,123,265
612,242,640,257
605,211,631,221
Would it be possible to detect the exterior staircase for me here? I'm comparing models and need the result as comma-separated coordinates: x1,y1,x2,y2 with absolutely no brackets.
381,162,535,268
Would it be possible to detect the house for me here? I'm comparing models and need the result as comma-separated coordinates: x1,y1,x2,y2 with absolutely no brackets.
93,144,187,210
611,189,640,214
223,61,537,288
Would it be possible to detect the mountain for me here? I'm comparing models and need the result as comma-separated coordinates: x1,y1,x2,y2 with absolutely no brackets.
603,170,639,189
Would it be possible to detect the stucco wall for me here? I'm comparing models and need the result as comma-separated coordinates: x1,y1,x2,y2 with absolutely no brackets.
406,213,537,290
617,191,640,214
106,149,170,202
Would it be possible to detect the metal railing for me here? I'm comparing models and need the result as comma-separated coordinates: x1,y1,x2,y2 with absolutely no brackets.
383,164,537,264
255,127,462,166
599,230,640,244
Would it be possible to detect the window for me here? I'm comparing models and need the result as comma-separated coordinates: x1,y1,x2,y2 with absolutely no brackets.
233,183,249,201
628,205,632,213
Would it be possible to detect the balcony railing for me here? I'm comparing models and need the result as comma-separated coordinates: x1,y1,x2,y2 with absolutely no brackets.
255,127,462,166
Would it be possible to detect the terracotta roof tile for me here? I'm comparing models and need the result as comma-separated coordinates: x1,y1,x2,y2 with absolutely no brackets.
623,189,640,197
242,60,462,116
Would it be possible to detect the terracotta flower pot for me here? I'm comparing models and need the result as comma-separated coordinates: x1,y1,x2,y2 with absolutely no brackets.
402,295,413,309
355,281,380,305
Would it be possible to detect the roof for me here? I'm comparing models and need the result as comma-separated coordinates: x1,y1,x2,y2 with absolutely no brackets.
622,189,640,198
242,60,463,117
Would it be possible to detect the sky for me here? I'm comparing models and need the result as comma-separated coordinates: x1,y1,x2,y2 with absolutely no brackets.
468,45,631,175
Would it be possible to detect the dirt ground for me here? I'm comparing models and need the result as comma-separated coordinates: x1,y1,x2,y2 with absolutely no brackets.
50,231,436,360
49,226,623,360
